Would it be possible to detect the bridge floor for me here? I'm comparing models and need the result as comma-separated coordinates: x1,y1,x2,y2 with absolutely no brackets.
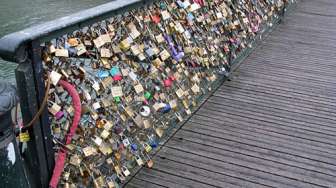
125,0,336,187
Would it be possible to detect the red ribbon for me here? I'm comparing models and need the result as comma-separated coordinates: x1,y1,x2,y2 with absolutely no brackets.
49,80,81,188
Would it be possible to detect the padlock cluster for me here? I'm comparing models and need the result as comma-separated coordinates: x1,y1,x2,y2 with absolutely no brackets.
41,0,285,187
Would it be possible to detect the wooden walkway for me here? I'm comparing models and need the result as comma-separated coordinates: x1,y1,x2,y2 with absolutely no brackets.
125,0,336,187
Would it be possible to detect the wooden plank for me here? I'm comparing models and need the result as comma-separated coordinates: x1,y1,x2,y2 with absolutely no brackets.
192,109,336,155
239,65,336,84
165,139,335,187
220,78,335,103
275,27,336,41
219,82,336,108
208,97,336,126
183,120,336,161
135,168,219,188
236,66,336,86
255,45,336,61
183,116,336,164
198,107,336,141
211,94,336,121
201,102,336,133
175,128,336,176
125,178,167,188
157,147,293,188
251,48,336,65
225,72,336,94
248,56,336,71
189,115,336,152
214,90,336,118
140,157,241,188
185,114,335,166
269,28,336,44
216,85,336,113
243,63,336,80
204,100,336,135
194,107,336,143
258,36,335,52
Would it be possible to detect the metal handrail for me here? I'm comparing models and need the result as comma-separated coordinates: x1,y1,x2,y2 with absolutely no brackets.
0,0,153,63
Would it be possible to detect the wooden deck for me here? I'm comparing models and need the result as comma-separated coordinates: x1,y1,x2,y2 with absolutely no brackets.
125,0,336,187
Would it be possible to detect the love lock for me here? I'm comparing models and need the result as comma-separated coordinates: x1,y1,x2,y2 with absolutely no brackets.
139,106,151,117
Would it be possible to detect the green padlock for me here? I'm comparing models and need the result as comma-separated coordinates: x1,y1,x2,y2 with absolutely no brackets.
114,96,121,103
144,91,152,100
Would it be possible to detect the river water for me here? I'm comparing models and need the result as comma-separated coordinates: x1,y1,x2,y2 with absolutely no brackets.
0,0,112,83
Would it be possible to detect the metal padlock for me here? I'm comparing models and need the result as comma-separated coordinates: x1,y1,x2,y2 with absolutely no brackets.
122,136,130,147
121,166,131,177
143,143,152,153
135,155,144,166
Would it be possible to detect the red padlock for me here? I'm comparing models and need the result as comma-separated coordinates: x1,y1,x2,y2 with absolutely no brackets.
113,74,122,81
169,75,176,81
151,15,161,24
163,79,173,87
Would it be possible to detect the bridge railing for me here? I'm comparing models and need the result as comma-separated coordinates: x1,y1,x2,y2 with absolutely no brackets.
0,0,296,187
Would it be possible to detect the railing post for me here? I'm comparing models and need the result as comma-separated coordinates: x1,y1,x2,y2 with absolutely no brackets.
0,82,29,188
15,41,54,187
31,40,55,178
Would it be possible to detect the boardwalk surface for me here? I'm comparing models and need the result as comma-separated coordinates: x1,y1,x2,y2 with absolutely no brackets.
125,0,336,187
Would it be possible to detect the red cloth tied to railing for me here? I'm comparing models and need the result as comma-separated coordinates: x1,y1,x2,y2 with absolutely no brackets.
49,80,81,188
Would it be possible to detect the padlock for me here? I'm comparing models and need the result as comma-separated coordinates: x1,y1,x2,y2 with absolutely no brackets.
134,83,144,94
69,154,82,166
155,127,164,138
19,131,30,142
122,136,130,147
135,155,144,166
147,159,154,168
76,43,87,56
143,143,152,153
63,171,70,181
99,143,113,155
107,181,116,188
143,119,152,129
48,101,61,116
92,136,103,146
139,106,151,117
82,146,97,157
121,166,131,177
55,48,69,57
94,176,106,188
50,71,62,86
101,130,110,139
111,86,123,97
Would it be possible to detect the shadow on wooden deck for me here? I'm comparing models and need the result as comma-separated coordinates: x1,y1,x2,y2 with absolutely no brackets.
125,0,336,187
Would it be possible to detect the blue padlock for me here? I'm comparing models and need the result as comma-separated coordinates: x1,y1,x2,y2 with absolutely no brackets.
187,13,195,22
110,66,121,76
131,143,138,151
160,103,171,113
149,140,158,148
97,70,110,78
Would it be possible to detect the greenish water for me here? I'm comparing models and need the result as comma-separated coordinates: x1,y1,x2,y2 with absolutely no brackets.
0,0,112,83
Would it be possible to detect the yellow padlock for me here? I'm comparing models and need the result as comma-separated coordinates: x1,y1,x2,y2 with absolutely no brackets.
19,131,30,142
